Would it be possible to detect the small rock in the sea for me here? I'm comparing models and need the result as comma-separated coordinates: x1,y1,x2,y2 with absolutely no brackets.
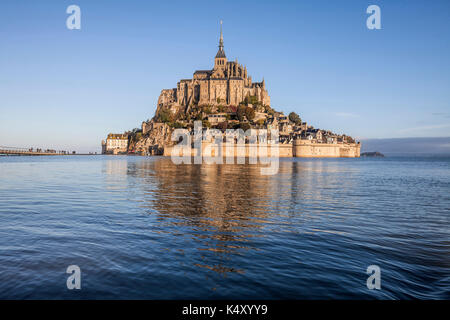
361,151,385,157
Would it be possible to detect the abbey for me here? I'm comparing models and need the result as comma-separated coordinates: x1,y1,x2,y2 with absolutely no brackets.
156,22,270,114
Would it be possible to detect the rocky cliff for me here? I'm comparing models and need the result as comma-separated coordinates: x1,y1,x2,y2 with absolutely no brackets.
132,122,174,155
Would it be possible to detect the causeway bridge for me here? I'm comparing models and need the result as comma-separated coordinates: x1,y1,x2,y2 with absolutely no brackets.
0,146,71,156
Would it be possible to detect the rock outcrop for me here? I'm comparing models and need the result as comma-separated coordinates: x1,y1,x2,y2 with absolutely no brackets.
133,122,174,155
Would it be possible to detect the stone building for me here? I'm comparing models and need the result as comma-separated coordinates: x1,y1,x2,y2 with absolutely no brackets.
207,113,227,125
154,22,270,119
103,133,129,154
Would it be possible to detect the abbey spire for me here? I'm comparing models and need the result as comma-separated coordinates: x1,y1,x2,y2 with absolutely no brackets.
215,20,227,69
216,20,225,57
219,20,224,50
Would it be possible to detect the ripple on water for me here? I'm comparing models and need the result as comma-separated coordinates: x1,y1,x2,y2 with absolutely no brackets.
0,155,449,299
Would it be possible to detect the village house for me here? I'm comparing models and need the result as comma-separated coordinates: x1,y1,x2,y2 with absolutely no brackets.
207,113,227,125
103,133,129,154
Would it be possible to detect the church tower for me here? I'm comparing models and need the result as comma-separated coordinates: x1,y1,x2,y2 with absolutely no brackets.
214,21,227,70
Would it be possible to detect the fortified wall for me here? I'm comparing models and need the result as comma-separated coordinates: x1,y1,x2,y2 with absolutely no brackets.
163,140,360,158
293,140,361,157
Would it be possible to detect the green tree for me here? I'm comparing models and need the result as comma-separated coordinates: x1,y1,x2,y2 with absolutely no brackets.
248,95,259,105
288,112,302,125
157,109,172,123
245,107,255,121
264,105,275,115
217,121,228,131
195,112,203,121
240,122,251,131
170,121,184,128
134,132,142,140
202,105,212,114
237,105,246,122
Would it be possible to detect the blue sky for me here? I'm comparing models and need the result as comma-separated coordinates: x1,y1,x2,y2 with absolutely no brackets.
0,0,449,152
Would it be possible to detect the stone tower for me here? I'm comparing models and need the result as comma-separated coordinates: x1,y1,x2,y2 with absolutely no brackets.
214,21,227,70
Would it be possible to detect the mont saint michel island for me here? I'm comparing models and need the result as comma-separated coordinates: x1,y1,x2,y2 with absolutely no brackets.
102,23,361,158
